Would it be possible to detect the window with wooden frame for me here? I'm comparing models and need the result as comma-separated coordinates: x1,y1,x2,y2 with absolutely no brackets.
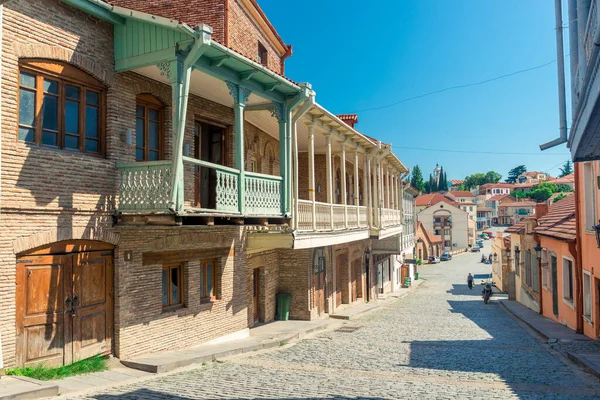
136,94,164,161
162,263,183,309
17,60,105,154
200,259,217,302
257,42,268,67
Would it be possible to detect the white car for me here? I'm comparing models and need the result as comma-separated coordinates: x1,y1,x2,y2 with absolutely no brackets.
428,256,440,264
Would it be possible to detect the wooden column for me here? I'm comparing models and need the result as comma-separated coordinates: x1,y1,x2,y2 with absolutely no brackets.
365,158,372,226
227,82,251,214
325,134,334,230
307,123,316,231
354,150,360,223
341,141,347,229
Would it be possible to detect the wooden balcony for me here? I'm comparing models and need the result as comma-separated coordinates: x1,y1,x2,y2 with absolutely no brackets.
296,200,369,232
117,159,283,218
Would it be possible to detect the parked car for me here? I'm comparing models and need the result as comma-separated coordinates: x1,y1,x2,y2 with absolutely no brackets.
471,246,481,252
476,241,484,247
428,256,440,264
440,253,452,261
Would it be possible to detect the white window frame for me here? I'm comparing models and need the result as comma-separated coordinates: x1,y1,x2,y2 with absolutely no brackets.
542,249,548,289
583,270,593,323
583,162,596,232
562,256,574,308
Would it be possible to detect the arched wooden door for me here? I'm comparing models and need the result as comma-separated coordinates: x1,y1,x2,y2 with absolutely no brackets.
15,241,113,367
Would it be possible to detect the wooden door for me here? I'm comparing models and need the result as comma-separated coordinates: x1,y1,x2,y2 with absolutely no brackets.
551,255,559,316
72,251,113,362
253,269,260,323
350,260,358,302
16,251,113,367
313,271,325,315
16,255,71,367
335,254,344,307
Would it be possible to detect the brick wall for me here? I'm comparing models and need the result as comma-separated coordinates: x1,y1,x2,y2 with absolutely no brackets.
0,0,284,367
246,249,279,325
111,0,287,74
278,248,311,320
109,0,227,43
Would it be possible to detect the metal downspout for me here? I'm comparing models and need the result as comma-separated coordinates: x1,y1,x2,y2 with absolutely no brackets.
540,0,568,150
573,162,584,333
568,0,579,111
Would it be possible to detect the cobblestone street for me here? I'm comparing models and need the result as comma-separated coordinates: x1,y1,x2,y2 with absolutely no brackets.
71,245,600,400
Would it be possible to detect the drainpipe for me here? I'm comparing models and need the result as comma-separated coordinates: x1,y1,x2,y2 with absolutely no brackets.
0,4,3,216
573,162,584,333
290,88,315,230
568,0,578,110
540,0,568,150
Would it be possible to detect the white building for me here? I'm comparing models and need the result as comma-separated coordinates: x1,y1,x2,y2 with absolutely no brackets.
417,201,470,252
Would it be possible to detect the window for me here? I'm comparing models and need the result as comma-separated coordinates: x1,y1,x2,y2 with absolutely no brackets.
313,248,326,274
136,94,164,161
18,60,104,153
516,248,522,277
444,240,451,247
583,271,592,321
563,258,574,302
258,42,268,66
162,264,183,309
444,229,450,235
583,162,597,231
531,251,539,292
435,230,440,235
542,250,548,289
200,260,217,302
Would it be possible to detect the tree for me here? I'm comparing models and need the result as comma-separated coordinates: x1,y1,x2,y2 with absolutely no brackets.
463,173,486,190
511,190,528,199
556,184,573,193
424,174,435,194
553,193,567,203
438,166,446,191
559,160,573,177
484,171,502,184
410,165,425,192
506,165,527,183
528,182,558,202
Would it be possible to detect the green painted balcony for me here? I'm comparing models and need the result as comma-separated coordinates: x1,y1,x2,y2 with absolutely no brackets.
116,159,283,217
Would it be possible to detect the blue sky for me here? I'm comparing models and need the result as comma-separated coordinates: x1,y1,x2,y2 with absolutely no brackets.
259,0,572,181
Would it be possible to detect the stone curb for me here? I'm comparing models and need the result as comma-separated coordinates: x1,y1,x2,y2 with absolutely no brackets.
498,300,550,340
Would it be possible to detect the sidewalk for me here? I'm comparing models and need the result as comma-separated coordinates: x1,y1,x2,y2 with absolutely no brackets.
500,299,600,379
331,278,425,320
2,278,424,399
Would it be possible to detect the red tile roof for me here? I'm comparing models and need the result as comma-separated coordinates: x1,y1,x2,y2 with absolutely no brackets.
505,220,526,234
415,193,458,207
477,207,493,212
488,194,513,202
418,222,443,244
533,194,576,241
480,183,517,189
447,191,475,198
450,179,464,185
549,173,575,184
499,201,537,208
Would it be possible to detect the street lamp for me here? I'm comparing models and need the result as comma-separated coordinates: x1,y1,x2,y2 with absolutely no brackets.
594,221,600,248
505,247,511,258
534,244,543,315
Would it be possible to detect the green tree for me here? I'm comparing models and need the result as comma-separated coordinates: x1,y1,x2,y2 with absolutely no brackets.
410,165,425,192
457,183,467,191
511,190,528,199
528,182,558,202
506,165,527,183
463,173,486,190
559,160,573,177
553,193,567,203
556,184,573,193
484,171,502,184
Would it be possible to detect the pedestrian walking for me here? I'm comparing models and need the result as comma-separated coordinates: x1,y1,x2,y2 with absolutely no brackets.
467,273,474,290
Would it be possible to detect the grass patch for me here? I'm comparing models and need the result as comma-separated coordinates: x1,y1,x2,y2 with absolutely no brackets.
5,355,108,381
279,340,287,346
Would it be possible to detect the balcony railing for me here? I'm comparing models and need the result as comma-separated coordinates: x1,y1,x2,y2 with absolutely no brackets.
117,161,173,212
381,208,402,227
117,159,283,216
296,200,371,232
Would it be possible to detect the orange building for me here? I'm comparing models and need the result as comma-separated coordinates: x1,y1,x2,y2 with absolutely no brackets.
534,194,578,330
575,161,600,339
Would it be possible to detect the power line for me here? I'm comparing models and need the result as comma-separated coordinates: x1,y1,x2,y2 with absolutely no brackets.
354,56,567,113
394,146,569,156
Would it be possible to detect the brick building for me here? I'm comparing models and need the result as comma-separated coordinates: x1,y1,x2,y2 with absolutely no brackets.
0,0,410,368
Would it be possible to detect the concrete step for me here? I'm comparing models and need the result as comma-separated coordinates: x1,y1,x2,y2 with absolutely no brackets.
0,376,58,400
